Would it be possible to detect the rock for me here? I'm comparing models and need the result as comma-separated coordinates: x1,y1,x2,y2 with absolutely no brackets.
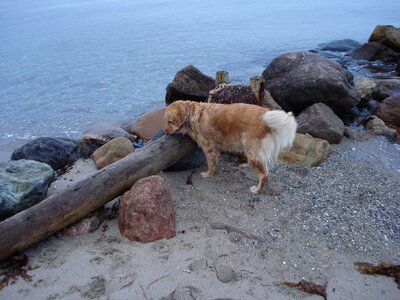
0,160,55,221
365,116,397,137
91,137,134,169
349,42,400,63
374,79,400,101
165,65,215,105
165,149,205,172
396,59,400,76
353,77,377,103
369,25,400,52
375,93,400,128
208,84,258,105
82,122,137,145
47,159,98,196
320,39,361,52
297,103,344,144
262,51,360,115
118,175,176,242
279,133,331,167
344,127,373,142
215,265,237,283
11,137,84,170
188,258,208,272
63,209,103,237
122,108,166,140
152,130,206,171
161,286,202,300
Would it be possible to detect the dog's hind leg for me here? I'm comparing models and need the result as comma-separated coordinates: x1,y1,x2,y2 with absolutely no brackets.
247,159,268,194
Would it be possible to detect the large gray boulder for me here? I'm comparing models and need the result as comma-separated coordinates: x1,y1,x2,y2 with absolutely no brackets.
296,103,345,144
262,52,360,115
0,160,55,221
165,65,214,105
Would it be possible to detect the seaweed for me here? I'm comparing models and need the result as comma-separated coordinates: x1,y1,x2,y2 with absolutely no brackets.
283,280,327,299
0,253,34,290
186,170,196,185
355,261,400,289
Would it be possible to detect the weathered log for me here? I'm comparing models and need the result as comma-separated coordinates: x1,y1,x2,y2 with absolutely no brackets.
215,71,230,86
0,134,197,262
250,76,265,106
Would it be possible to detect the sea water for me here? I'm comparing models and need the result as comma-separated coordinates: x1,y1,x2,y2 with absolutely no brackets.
1,0,400,161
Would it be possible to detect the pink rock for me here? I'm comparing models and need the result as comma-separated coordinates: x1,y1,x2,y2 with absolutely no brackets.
121,108,166,140
63,209,103,237
118,176,176,242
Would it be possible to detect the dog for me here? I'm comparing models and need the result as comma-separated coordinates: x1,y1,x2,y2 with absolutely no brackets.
164,100,297,194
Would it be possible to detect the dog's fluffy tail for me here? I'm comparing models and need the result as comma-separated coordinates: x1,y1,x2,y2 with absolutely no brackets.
261,110,297,167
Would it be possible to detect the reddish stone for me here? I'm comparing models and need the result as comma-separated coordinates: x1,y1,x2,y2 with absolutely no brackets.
118,176,176,242
121,108,166,140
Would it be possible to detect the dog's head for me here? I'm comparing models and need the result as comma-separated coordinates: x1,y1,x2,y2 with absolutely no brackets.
164,100,191,135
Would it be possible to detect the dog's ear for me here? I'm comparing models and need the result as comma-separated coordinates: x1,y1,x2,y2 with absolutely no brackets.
176,101,191,134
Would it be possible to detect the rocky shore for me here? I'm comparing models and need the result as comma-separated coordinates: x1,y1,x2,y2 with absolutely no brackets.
1,25,400,299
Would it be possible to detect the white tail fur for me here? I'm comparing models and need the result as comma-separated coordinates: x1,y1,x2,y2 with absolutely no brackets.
261,110,297,168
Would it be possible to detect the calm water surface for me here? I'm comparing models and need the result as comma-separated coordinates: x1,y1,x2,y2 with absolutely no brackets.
1,0,400,160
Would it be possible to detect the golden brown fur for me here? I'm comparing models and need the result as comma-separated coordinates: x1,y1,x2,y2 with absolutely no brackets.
164,100,297,194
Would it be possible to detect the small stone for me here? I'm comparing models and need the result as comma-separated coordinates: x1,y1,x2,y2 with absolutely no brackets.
91,137,134,169
228,232,243,243
215,265,237,283
188,259,208,272
63,209,103,237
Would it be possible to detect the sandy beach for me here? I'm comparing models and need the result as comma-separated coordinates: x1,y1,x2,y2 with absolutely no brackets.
0,133,399,299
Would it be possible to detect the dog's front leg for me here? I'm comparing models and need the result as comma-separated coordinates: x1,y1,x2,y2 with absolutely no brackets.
200,145,219,178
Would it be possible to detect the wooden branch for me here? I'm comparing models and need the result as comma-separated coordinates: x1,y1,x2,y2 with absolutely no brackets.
215,71,230,86
250,76,265,106
0,134,197,262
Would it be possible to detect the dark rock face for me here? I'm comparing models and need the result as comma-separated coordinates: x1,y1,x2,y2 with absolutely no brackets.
11,137,84,170
0,159,55,221
296,103,345,144
320,39,361,52
375,94,400,128
165,65,215,105
262,52,360,116
349,42,400,63
118,175,176,242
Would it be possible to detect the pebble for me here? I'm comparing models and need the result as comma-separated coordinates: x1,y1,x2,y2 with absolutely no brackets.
215,265,237,283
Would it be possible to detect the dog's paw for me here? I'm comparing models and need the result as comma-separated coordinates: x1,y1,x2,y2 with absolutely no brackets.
201,171,211,178
250,186,260,194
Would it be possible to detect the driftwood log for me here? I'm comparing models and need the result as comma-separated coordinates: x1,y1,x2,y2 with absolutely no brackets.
215,71,230,85
0,134,197,262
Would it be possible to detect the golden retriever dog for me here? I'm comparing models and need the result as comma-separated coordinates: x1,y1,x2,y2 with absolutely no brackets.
164,100,297,194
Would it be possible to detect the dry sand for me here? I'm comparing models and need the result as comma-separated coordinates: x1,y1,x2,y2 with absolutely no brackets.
1,135,400,300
